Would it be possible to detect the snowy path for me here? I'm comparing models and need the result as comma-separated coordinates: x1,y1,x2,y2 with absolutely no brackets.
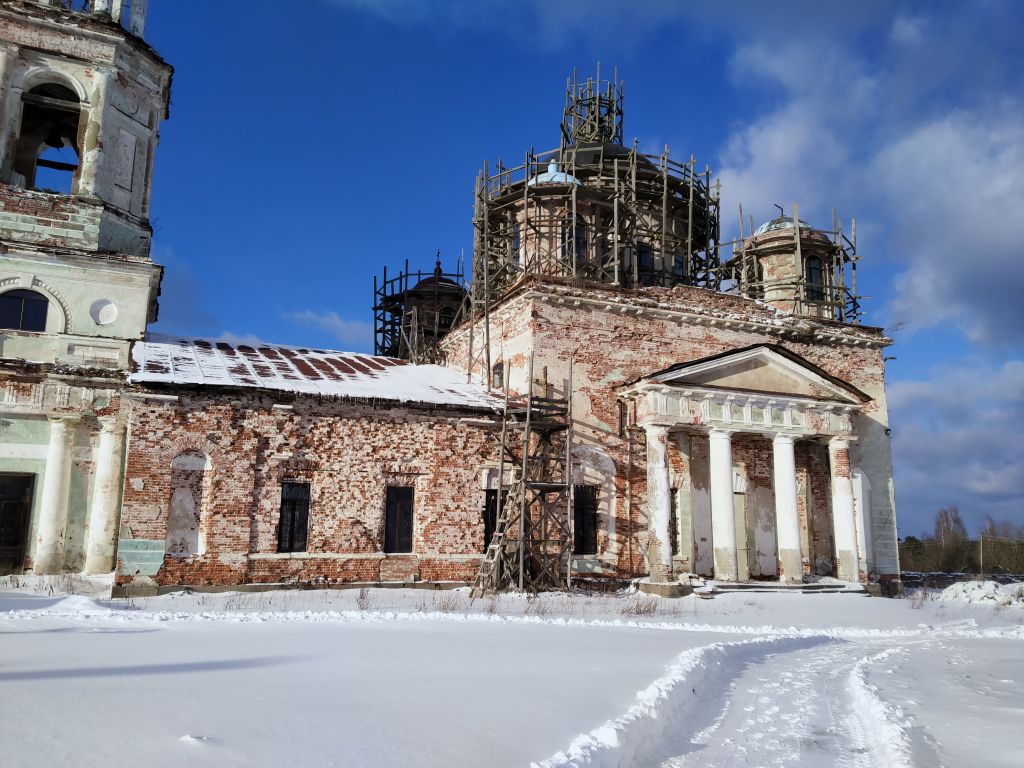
548,632,1023,768
656,638,914,768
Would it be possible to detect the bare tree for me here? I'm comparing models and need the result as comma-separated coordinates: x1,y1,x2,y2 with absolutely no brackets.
934,506,967,545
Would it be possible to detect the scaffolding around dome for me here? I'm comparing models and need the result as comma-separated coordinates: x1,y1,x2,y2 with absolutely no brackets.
470,68,722,306
373,256,469,363
722,204,864,323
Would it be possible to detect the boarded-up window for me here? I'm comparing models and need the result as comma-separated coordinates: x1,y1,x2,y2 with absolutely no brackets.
166,452,210,557
278,482,310,553
384,486,414,553
573,485,598,556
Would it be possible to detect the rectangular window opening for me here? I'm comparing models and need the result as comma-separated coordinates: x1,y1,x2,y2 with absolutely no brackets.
384,485,414,554
277,481,310,553
573,484,599,556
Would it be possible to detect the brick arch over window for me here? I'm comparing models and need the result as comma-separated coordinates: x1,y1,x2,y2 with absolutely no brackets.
157,436,223,468
28,277,72,332
17,69,88,103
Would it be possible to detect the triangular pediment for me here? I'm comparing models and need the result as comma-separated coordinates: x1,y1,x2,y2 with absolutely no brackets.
645,345,868,403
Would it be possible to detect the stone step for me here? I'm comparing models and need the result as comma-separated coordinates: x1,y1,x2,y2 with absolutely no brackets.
709,581,866,595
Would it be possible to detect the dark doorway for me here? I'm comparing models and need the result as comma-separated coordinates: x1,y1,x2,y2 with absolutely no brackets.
384,486,414,553
573,485,598,555
0,474,34,574
482,489,508,552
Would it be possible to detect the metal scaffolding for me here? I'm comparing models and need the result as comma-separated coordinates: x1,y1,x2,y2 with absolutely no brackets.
465,67,722,383
472,354,574,596
373,256,468,363
720,203,864,323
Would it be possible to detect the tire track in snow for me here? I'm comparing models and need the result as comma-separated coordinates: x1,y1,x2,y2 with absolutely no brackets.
537,637,926,768
532,636,825,768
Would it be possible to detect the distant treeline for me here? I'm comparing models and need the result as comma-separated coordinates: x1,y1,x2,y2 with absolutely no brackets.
899,506,1024,574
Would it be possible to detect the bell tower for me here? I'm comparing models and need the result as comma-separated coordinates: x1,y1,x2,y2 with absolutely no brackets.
0,0,171,368
0,0,171,577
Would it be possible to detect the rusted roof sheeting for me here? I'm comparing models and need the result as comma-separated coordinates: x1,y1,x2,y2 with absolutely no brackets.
131,334,500,410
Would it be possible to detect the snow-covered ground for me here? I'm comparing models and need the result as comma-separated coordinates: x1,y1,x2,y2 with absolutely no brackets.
1,579,1021,767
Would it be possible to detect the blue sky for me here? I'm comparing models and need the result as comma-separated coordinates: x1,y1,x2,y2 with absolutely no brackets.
142,0,1023,537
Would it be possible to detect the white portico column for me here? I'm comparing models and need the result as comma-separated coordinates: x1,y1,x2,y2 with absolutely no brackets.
829,437,860,582
772,434,803,584
84,417,126,574
33,416,77,575
708,429,738,581
644,424,672,583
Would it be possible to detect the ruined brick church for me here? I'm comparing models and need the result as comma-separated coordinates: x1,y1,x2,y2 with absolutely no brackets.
0,1,899,594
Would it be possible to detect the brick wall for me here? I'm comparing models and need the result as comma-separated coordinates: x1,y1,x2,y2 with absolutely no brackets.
0,186,101,250
117,390,500,587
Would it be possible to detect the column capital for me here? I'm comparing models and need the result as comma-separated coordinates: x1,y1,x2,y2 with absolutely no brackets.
708,428,734,440
771,432,801,445
46,415,79,432
96,414,124,433
641,423,670,438
829,435,856,450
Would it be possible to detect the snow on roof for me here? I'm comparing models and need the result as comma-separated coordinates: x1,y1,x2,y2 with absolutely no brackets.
130,334,501,410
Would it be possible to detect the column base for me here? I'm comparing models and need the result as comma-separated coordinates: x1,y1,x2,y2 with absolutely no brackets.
778,548,803,584
713,547,738,582
836,549,859,582
638,578,693,598
82,555,115,575
32,552,63,575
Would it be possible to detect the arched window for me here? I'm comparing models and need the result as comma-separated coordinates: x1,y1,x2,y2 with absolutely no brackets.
511,222,522,266
562,213,587,267
491,361,504,390
0,290,49,332
438,305,456,331
13,83,81,194
805,256,825,302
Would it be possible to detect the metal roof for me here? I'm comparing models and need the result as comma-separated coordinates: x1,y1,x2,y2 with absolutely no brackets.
526,160,581,187
753,215,812,236
130,334,500,410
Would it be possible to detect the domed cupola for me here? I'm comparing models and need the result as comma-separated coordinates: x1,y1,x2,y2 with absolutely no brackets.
734,209,857,321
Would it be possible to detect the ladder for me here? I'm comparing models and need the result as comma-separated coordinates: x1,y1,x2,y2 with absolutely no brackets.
472,354,574,596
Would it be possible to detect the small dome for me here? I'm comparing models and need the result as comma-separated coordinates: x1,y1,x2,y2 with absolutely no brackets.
412,275,462,291
754,215,812,236
527,160,581,187
410,259,464,292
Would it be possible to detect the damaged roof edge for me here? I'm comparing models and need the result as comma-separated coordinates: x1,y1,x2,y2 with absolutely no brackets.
129,334,503,412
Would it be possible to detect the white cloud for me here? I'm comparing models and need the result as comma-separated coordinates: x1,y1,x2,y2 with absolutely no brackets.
284,310,373,349
889,15,927,46
712,10,1024,346
215,331,270,347
715,38,881,240
888,360,1024,535
872,105,1024,342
